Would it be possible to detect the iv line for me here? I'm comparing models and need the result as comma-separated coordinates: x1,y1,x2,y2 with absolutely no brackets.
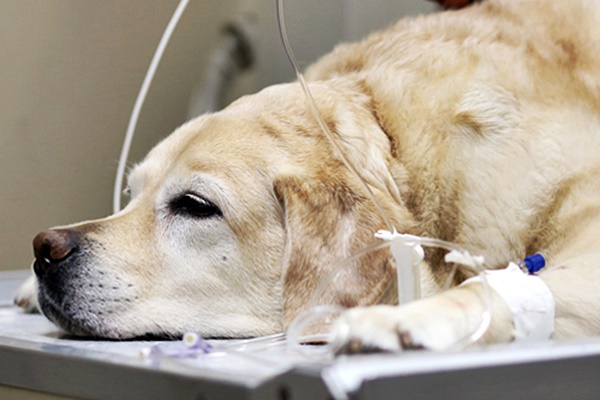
113,0,190,214
275,0,396,233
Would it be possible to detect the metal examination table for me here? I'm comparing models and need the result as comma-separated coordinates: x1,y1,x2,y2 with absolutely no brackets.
1,270,600,400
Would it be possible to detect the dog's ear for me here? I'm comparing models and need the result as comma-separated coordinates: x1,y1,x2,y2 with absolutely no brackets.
268,78,419,328
274,172,408,328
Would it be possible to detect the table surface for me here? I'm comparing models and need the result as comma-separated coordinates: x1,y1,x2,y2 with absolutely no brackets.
2,270,600,400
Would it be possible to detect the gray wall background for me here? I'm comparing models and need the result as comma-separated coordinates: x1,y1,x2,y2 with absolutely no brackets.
1,0,436,271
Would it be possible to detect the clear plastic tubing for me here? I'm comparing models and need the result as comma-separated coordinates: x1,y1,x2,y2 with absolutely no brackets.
113,0,190,214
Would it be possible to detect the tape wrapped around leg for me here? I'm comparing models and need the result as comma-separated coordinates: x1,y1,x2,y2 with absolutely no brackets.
461,263,554,341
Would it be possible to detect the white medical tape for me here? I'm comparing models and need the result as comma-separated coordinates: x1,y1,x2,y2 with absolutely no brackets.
461,263,555,341
445,249,485,270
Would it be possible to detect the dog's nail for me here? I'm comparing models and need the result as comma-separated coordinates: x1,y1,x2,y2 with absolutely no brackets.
398,329,425,350
347,338,364,353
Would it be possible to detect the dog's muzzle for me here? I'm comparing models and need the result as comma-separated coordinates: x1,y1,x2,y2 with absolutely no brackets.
31,228,117,337
33,229,79,278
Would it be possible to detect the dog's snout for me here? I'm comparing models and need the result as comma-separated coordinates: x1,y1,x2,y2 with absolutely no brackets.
33,230,79,277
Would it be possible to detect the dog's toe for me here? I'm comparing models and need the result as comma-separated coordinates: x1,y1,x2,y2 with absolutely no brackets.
331,306,406,355
330,301,473,355
335,337,393,355
397,329,426,350
14,275,39,313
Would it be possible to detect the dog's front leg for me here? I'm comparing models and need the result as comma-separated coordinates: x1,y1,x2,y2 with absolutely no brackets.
330,281,515,353
539,252,600,338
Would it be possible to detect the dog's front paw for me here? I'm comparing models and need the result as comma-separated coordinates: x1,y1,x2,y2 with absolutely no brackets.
331,288,490,354
330,305,452,354
14,275,39,313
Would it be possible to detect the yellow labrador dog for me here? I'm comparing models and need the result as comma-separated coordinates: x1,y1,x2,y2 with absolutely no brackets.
16,0,600,351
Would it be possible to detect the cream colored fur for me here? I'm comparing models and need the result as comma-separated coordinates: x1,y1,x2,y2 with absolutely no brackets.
15,0,600,350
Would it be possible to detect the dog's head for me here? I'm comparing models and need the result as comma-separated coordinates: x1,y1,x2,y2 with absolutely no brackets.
33,80,415,339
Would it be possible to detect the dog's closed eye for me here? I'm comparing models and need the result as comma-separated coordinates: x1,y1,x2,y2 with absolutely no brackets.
169,193,222,219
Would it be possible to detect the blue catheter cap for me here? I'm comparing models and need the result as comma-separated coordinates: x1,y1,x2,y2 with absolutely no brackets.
524,253,546,274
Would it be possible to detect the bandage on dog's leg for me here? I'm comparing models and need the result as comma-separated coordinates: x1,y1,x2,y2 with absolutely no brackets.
462,263,555,341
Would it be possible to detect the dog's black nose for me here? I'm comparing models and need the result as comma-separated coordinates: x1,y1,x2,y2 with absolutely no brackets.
33,229,79,277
